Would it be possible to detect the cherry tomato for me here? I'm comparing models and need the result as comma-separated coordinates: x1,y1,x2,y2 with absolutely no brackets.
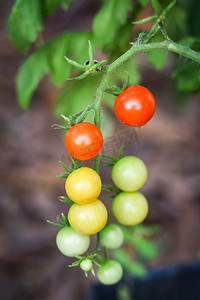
112,156,147,192
114,85,155,126
65,122,103,160
68,199,108,235
56,226,90,257
100,223,124,249
80,258,93,272
97,260,123,285
112,191,149,225
65,167,102,204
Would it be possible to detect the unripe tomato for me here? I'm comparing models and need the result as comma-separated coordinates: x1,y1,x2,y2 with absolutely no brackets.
56,226,90,257
65,122,103,160
112,156,147,192
80,258,93,272
100,223,124,249
65,167,102,204
112,191,148,225
114,85,155,126
68,199,108,235
97,260,123,285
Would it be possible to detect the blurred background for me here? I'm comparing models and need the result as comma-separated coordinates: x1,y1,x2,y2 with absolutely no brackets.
0,0,200,299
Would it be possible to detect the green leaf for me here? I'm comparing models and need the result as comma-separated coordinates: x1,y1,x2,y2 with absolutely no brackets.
171,63,200,92
133,239,157,260
126,261,147,277
146,49,168,70
137,0,151,7
41,0,74,16
93,0,132,47
6,0,43,53
55,76,98,121
146,35,168,70
16,47,49,109
16,32,90,109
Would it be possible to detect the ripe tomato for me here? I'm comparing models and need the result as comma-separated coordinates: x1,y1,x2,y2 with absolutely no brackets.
114,85,155,126
68,199,108,235
97,260,123,285
65,167,102,204
100,223,124,249
112,191,148,225
56,226,90,257
80,258,93,272
112,156,147,192
65,122,103,160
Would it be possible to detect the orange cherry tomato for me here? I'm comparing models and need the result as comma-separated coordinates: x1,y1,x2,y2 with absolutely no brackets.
65,122,103,160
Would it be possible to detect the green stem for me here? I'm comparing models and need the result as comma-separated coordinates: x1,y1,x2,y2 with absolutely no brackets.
104,246,109,261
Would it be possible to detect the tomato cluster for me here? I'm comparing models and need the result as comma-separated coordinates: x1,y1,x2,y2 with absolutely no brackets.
54,85,154,286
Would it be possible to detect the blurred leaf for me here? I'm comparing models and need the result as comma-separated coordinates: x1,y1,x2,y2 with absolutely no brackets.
6,0,42,53
138,0,151,7
113,248,147,278
133,239,158,260
120,227,132,242
93,0,132,48
146,50,168,70
126,261,147,277
16,48,49,109
41,0,74,16
167,6,187,40
16,32,91,109
55,76,99,120
179,36,200,49
172,63,200,92
146,35,168,70
113,248,130,265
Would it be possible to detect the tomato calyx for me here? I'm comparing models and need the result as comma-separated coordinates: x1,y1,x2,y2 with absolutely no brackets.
65,40,107,81
69,253,101,277
57,159,85,179
100,145,125,167
47,213,69,228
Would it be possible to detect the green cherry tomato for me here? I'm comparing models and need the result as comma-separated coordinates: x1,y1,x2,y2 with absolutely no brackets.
112,191,149,226
112,156,147,192
80,258,93,272
100,223,124,249
56,226,90,257
97,260,123,285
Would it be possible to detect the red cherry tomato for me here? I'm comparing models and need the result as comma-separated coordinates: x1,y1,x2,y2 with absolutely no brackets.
114,85,155,126
65,122,103,160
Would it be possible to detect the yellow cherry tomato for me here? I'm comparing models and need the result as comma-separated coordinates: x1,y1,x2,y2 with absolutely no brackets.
112,191,149,225
68,199,108,235
65,167,102,204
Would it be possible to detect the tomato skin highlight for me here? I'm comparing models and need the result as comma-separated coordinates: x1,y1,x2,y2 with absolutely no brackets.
65,122,103,160
68,199,108,235
112,156,147,192
114,85,155,126
97,260,123,285
112,191,149,226
65,167,102,204
100,223,124,249
56,226,90,257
